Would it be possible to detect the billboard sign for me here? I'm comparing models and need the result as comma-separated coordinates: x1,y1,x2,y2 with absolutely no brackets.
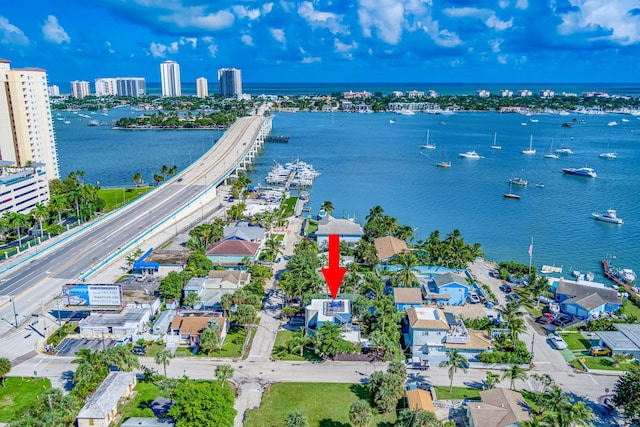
62,284,122,307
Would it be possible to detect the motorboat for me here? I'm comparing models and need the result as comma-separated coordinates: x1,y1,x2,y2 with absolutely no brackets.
555,147,574,155
562,167,597,178
619,269,636,283
521,135,536,155
420,130,436,149
599,152,617,159
535,183,545,188
608,121,618,126
490,132,502,149
592,209,623,224
508,177,528,186
572,270,581,278
459,150,480,159
585,272,595,282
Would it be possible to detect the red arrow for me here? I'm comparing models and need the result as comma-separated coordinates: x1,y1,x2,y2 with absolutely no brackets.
322,234,346,300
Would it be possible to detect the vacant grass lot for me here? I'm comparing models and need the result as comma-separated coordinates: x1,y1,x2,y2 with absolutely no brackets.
271,330,320,361
118,381,159,422
433,386,481,401
561,332,592,352
244,383,395,427
570,356,636,371
99,187,153,212
0,377,52,422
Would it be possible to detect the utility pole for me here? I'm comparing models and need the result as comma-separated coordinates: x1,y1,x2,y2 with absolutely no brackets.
10,296,18,329
53,294,61,326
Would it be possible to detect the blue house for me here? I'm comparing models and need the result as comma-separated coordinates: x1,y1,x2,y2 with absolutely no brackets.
422,272,470,305
392,287,423,311
554,280,622,319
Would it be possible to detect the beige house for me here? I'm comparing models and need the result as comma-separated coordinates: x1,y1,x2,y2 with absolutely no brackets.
467,388,532,427
169,316,228,346
406,388,436,414
76,371,136,427
373,236,408,262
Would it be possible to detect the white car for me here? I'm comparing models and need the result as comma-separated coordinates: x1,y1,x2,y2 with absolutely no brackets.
549,334,568,350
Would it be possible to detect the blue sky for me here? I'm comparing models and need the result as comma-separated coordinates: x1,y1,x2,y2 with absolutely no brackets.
1,0,639,83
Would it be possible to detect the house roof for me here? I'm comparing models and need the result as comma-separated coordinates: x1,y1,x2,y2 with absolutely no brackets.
78,308,148,328
374,236,408,260
597,323,640,352
445,330,493,350
316,215,363,236
564,293,607,311
206,240,260,256
170,316,225,336
467,388,532,427
207,270,250,283
77,372,135,419
392,287,423,305
556,280,621,305
407,307,449,330
223,225,265,242
406,389,435,413
433,272,469,288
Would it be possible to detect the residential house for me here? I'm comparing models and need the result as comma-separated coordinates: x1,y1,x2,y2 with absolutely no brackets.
554,280,622,319
373,235,408,263
305,299,360,343
182,274,246,310
596,323,640,360
76,371,136,427
467,388,532,427
406,307,492,366
392,287,423,311
78,308,150,338
168,316,228,346
223,223,266,243
315,215,363,249
207,269,251,288
406,388,435,414
205,240,261,267
421,272,471,305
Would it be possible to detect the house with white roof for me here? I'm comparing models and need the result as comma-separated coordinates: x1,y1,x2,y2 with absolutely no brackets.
305,298,360,343
315,215,363,249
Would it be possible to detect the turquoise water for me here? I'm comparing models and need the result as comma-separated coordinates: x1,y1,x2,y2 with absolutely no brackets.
54,106,640,281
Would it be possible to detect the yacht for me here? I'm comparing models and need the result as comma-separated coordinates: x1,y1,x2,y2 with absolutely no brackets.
592,209,623,224
521,135,536,155
459,150,480,159
608,121,618,126
562,167,597,178
555,147,574,155
599,152,618,159
619,269,637,283
508,177,528,186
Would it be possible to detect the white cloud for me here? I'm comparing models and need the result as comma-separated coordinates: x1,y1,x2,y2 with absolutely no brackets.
150,42,168,58
270,27,286,43
515,0,528,9
490,39,503,53
0,16,29,46
169,41,179,53
105,41,115,54
444,7,513,31
233,5,262,20
298,2,347,34
263,3,274,14
201,36,214,43
334,39,358,53
180,37,197,48
418,19,463,47
358,0,405,45
497,54,508,64
558,0,640,45
208,43,218,57
302,56,322,63
42,15,70,44
160,7,234,31
241,34,254,46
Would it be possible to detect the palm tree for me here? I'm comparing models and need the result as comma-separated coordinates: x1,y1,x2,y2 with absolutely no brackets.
507,317,527,343
158,377,180,404
391,251,420,287
366,205,385,223
132,172,143,187
262,237,284,262
8,212,30,246
154,348,174,378
31,203,49,239
0,357,11,386
215,364,234,388
562,401,594,426
291,329,311,357
485,371,501,389
501,364,528,390
319,200,334,215
349,399,373,427
153,174,164,186
161,164,169,177
496,300,523,324
48,193,67,224
66,189,83,221
440,349,468,393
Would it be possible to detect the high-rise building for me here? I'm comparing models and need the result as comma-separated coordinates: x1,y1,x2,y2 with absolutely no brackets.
48,85,60,97
160,60,181,97
116,77,146,97
0,60,60,184
70,80,91,98
196,77,208,98
95,78,117,96
217,68,242,98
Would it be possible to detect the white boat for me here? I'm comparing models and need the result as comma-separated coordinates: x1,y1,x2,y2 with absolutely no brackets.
555,147,574,155
621,118,630,122
563,167,597,178
459,150,480,159
420,130,436,149
389,119,395,124
521,135,536,155
508,177,528,186
608,121,618,126
436,147,451,168
599,152,617,159
521,122,528,126
592,209,623,224
572,270,581,278
490,132,502,149
64,120,71,124
585,272,595,282
619,268,636,283
541,265,563,274
544,140,559,158
530,119,539,123
503,181,521,199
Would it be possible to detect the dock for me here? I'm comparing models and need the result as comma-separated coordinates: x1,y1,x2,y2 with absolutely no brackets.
602,259,638,296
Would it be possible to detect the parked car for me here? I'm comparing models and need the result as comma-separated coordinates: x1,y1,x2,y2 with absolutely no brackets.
131,345,147,355
537,313,554,324
135,274,147,282
549,333,568,350
590,346,612,356
506,293,521,303
468,292,481,304
114,336,130,347
552,315,573,327
500,284,512,293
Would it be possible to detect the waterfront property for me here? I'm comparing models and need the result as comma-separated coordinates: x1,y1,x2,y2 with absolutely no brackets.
421,272,471,305
76,371,136,427
553,279,622,319
595,323,640,360
374,235,408,263
315,215,363,249
0,162,50,215
466,388,532,427
392,287,424,311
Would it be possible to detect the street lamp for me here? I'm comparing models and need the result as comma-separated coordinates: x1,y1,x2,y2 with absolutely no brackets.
53,294,61,326
9,296,18,329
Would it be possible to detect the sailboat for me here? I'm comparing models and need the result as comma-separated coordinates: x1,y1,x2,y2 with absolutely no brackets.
490,132,502,149
503,181,521,199
544,140,559,159
420,129,436,149
436,147,451,168
521,134,536,155
599,141,617,159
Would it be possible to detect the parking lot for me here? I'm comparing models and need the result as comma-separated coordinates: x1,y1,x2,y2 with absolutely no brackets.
56,337,117,356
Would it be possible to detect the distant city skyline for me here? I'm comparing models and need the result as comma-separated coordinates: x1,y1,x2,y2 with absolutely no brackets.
1,1,639,83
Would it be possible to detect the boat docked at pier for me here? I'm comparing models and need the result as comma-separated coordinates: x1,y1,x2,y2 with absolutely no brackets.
592,209,623,224
562,167,597,178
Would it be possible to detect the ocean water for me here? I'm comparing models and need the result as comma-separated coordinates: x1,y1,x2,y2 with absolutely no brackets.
53,98,640,281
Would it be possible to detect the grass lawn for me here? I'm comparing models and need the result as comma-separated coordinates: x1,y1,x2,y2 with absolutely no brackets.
271,330,320,361
118,381,159,422
47,321,78,348
272,233,285,241
282,197,298,217
99,187,153,212
621,299,640,319
560,332,592,352
433,386,481,401
306,219,318,235
569,356,636,371
244,383,395,427
170,326,249,358
0,377,52,422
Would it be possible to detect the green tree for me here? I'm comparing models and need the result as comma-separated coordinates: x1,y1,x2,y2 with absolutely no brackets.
485,371,501,389
291,328,312,357
159,270,190,302
153,173,165,186
0,357,11,386
132,172,143,187
313,323,353,360
440,349,468,393
501,364,528,390
391,251,420,287
168,380,236,427
349,399,373,427
285,410,309,427
319,200,334,215
154,348,174,378
215,364,234,388
396,407,441,427
613,366,640,424
7,212,30,245
200,327,220,356
235,304,256,331
158,377,180,404
31,203,49,239
183,292,202,309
